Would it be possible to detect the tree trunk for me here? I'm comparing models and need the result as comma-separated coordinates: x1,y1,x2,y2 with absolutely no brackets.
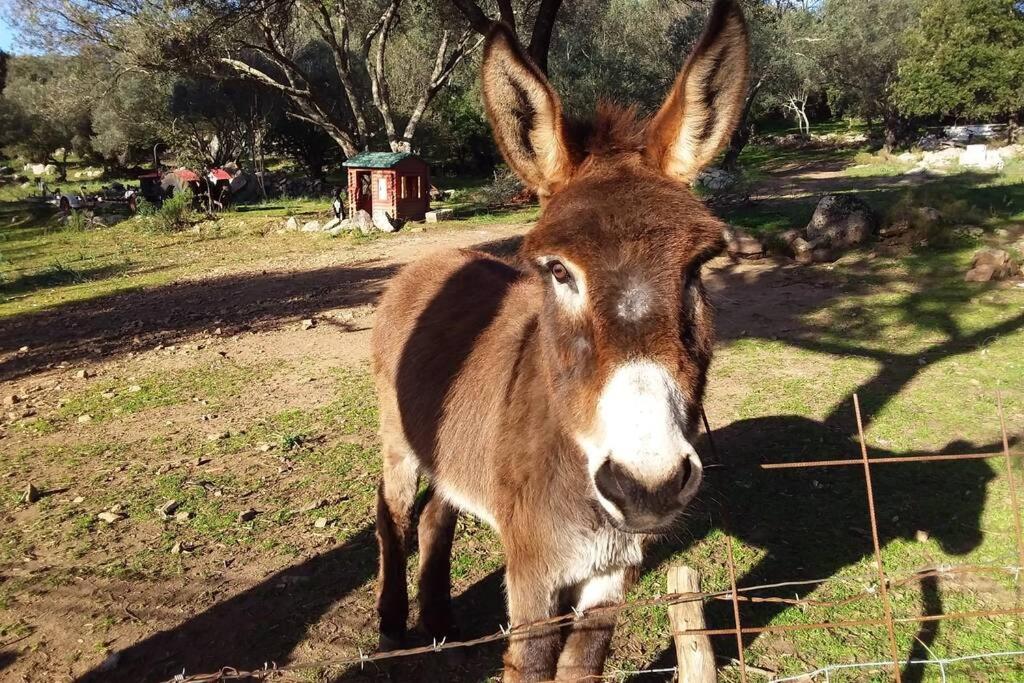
722,82,762,172
451,0,562,74
883,112,915,152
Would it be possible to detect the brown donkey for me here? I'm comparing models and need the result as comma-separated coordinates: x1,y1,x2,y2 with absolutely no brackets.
372,1,750,679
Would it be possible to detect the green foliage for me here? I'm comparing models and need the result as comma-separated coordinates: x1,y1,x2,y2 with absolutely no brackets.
895,0,1024,120
137,188,197,232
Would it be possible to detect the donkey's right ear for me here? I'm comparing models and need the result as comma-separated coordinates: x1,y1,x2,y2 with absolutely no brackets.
481,23,574,199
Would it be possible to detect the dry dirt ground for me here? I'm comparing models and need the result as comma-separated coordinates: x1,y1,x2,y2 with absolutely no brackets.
2,166,1023,682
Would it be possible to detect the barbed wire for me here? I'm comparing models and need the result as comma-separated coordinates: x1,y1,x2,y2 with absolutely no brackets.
154,393,1023,683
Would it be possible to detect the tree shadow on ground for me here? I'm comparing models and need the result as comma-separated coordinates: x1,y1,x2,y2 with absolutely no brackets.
65,229,1022,682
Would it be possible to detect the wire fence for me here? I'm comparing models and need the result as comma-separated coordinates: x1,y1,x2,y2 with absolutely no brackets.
160,392,1023,683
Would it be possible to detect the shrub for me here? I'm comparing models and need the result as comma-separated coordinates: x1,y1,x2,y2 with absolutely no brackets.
137,188,198,232
468,167,527,208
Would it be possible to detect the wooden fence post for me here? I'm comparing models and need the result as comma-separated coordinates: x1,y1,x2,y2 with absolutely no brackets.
667,565,716,683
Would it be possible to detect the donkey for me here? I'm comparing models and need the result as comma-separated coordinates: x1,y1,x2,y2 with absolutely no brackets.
371,1,750,680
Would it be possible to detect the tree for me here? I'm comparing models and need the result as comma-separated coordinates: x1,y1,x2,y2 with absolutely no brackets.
816,0,917,149
0,50,8,90
6,0,481,157
449,0,564,74
0,55,94,179
895,0,1024,122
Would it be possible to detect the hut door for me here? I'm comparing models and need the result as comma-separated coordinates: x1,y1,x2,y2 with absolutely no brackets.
356,171,372,213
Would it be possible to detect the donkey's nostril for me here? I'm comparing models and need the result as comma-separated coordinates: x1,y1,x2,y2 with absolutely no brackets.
594,460,635,514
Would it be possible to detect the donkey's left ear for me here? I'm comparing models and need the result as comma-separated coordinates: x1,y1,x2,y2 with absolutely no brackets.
645,0,750,183
481,23,575,199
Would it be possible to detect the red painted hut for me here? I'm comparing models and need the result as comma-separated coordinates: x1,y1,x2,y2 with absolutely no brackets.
343,152,430,223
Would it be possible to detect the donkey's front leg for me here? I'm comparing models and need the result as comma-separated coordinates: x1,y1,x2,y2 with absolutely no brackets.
555,568,631,681
503,565,561,683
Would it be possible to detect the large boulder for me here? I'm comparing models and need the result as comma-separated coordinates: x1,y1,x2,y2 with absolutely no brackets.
301,220,322,232
965,248,1017,282
695,167,740,192
354,210,374,234
805,194,878,248
373,211,399,233
959,144,1005,172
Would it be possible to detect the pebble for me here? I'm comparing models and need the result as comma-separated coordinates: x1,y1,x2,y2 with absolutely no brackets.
128,385,142,393
207,431,230,441
78,414,93,423
23,483,39,504
76,369,94,379
3,395,19,407
238,508,257,523
915,529,929,543
97,511,123,524
175,510,193,523
301,318,315,330
157,500,180,517
72,496,85,504
314,517,329,529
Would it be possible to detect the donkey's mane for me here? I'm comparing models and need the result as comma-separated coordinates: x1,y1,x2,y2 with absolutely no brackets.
573,102,647,158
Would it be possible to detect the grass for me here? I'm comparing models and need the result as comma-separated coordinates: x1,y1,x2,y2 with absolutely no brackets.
2,136,1024,681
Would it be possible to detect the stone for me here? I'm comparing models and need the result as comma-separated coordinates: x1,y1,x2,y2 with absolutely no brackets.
128,385,142,393
238,508,257,523
805,194,877,248
960,144,1005,171
964,264,995,282
915,529,929,543
23,483,40,504
157,500,180,518
301,318,315,330
314,517,329,529
175,510,193,523
170,541,183,554
77,414,93,424
73,496,85,504
282,217,299,231
76,369,93,379
207,431,230,441
953,225,985,239
968,248,1016,281
327,219,352,236
879,221,911,239
97,511,123,524
373,211,399,233
723,227,765,258
3,394,19,407
323,217,342,232
301,220,321,232
778,229,802,246
354,209,374,234
425,209,454,223
695,167,740,192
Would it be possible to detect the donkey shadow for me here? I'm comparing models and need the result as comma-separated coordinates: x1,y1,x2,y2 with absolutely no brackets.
635,413,1001,682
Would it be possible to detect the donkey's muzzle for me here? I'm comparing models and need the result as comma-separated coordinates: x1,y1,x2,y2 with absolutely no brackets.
594,457,698,533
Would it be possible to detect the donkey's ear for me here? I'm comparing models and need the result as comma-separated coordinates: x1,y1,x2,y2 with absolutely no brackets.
481,23,574,198
645,0,750,182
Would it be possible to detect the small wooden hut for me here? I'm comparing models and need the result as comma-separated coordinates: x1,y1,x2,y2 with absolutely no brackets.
343,152,430,222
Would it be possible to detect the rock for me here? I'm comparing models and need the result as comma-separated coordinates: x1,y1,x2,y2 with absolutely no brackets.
73,496,85,504
965,264,995,282
327,219,352,236
373,211,399,233
301,220,322,232
354,209,374,234
170,541,183,554
207,431,230,441
953,225,985,239
128,385,142,393
778,229,802,246
805,194,877,248
23,483,40,504
175,510,193,523
314,517,329,529
425,209,454,223
97,511,124,524
282,216,299,231
723,227,765,259
3,394,19,407
301,318,315,330
157,500,180,518
918,147,961,171
238,508,257,523
78,414,93,424
323,217,342,232
695,167,740,192
301,499,327,512
960,144,1005,171
76,369,93,379
966,248,1017,281
915,529,929,543
879,221,911,239
43,164,57,175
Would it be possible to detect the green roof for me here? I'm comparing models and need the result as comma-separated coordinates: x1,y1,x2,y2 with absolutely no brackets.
342,151,416,169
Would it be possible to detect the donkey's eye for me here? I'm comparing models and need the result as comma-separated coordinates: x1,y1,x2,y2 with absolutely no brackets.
548,260,570,284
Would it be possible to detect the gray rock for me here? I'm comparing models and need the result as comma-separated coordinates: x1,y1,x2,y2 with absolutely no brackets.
327,219,352,236
695,167,740,192
323,217,342,232
805,194,877,248
301,220,321,232
373,211,399,233
238,508,257,523
778,229,802,246
354,210,374,234
425,209,454,223
282,217,299,231
97,511,124,524
964,264,996,282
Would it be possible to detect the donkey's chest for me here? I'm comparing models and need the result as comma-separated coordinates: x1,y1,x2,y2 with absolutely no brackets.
560,526,644,585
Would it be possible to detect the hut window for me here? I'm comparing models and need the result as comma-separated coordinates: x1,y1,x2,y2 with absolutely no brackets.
416,176,422,199
378,177,387,200
401,176,409,199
